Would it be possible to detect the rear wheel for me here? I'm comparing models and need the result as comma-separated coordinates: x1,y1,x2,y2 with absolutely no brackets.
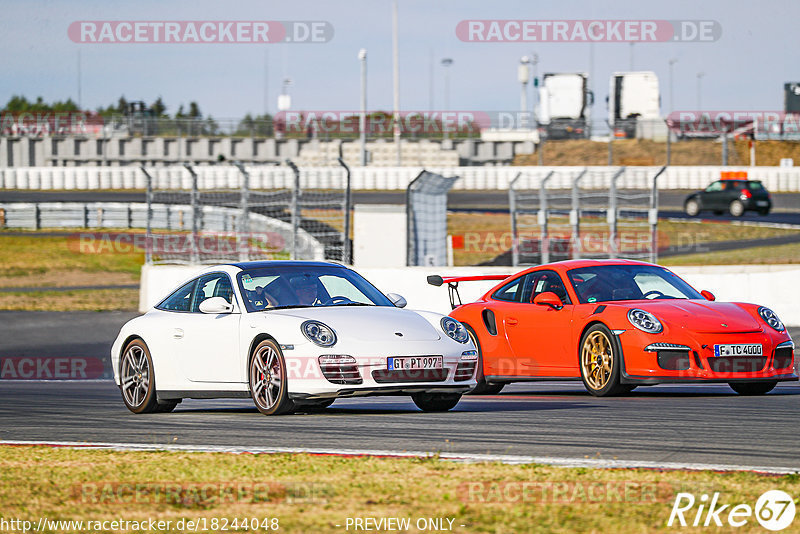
684,199,700,217
465,326,505,395
758,208,770,216
729,381,777,396
729,199,745,217
579,324,629,397
411,393,462,412
249,339,295,415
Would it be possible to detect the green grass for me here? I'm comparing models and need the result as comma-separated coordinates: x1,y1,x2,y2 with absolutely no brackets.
661,242,800,266
0,446,797,533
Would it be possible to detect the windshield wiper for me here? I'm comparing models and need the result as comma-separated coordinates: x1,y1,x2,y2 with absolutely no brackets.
265,305,314,311
326,302,375,307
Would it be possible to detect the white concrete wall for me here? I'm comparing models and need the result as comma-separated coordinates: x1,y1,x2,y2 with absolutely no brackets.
139,263,800,326
353,204,407,268
3,165,800,191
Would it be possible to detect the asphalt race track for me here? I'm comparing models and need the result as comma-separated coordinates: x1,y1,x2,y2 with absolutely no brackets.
1,312,798,471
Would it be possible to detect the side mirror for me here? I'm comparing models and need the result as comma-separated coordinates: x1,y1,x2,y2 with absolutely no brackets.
700,290,716,302
386,293,407,308
533,291,563,310
198,296,234,314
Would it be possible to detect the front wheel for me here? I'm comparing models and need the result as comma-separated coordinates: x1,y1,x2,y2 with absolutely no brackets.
120,339,171,414
411,393,462,412
579,324,629,397
729,381,777,396
249,339,295,415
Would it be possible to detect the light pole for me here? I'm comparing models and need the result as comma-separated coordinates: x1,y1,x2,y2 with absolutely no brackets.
629,42,635,71
696,72,705,110
392,0,401,165
441,58,453,140
358,49,367,166
668,58,678,114
518,56,531,130
530,52,539,130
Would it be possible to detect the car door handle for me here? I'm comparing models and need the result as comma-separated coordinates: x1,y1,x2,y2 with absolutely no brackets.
173,328,184,339
506,317,519,326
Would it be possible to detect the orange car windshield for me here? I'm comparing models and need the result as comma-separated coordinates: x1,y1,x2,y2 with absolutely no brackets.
567,265,703,304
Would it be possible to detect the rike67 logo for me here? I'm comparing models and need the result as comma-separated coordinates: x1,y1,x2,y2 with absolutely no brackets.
668,490,796,531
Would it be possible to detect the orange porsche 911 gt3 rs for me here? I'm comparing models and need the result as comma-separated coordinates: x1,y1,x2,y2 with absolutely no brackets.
428,260,796,397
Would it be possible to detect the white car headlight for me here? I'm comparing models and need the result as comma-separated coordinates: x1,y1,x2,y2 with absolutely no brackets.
302,321,337,347
627,309,663,334
758,307,785,332
441,317,469,344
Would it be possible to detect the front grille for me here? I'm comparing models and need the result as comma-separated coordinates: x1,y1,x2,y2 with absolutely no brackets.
657,351,690,371
454,361,477,381
708,356,767,373
372,369,448,384
320,362,363,385
773,347,794,369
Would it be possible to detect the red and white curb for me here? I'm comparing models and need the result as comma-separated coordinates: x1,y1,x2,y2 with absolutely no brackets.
1,440,797,475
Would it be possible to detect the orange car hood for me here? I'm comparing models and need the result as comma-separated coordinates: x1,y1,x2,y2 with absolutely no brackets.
617,300,762,334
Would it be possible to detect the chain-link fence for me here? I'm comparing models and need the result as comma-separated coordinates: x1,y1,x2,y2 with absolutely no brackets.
143,162,350,265
510,166,665,266
406,171,460,267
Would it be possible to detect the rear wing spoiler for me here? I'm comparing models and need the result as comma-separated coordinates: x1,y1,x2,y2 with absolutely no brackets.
427,274,511,310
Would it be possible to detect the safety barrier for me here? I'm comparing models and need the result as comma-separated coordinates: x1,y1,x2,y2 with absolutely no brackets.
1,165,799,191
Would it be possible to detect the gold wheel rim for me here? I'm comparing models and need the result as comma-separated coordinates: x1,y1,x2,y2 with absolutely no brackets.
581,331,613,390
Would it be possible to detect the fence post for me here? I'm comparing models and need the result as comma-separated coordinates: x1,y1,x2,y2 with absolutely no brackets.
34,204,40,231
286,159,301,260
234,161,250,262
140,166,153,264
608,167,626,258
649,166,667,264
570,168,588,259
184,164,200,264
337,157,352,264
539,170,555,264
509,172,522,267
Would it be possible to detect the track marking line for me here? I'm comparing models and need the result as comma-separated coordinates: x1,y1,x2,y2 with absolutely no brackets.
1,440,797,475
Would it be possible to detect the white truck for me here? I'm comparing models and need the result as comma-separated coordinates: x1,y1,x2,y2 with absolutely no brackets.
608,71,661,139
536,73,593,139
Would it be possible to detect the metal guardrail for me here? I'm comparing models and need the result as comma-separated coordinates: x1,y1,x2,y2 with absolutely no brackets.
509,166,666,266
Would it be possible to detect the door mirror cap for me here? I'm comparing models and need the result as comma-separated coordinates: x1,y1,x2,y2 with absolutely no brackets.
198,296,234,314
700,290,716,302
386,293,407,308
533,291,563,310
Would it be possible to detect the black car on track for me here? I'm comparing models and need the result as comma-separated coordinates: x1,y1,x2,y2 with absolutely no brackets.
684,178,772,217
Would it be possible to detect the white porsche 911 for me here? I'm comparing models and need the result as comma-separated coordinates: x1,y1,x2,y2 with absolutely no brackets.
111,261,478,415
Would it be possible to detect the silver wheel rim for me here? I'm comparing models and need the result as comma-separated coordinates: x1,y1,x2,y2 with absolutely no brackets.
731,202,743,216
687,201,698,216
251,345,282,410
121,345,150,408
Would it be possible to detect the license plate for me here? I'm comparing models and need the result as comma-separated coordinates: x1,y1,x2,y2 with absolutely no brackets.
756,201,769,207
713,344,763,357
388,356,443,370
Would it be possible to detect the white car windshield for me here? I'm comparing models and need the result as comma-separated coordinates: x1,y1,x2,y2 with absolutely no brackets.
237,264,394,311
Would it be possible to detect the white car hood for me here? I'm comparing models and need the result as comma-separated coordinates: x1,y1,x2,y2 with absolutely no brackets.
267,306,442,342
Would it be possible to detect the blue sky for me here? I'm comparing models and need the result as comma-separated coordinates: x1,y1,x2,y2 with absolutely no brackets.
1,0,797,123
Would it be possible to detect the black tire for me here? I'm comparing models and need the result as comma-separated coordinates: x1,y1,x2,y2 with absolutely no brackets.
464,325,505,395
154,400,179,413
684,199,700,217
411,393,462,412
578,324,629,397
729,199,745,217
758,208,770,216
729,381,777,396
119,338,161,414
249,339,295,415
